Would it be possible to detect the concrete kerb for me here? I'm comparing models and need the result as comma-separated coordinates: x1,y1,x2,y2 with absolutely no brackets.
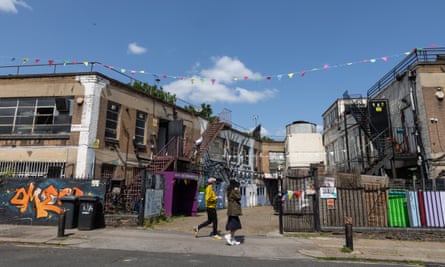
1,224,445,264
0,225,445,264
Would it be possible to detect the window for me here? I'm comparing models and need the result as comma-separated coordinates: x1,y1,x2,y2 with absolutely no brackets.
0,97,72,135
134,111,147,145
101,163,116,179
269,151,285,172
105,101,120,139
230,141,238,162
243,145,249,164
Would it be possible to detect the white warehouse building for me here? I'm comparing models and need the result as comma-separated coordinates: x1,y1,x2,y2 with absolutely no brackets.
285,121,326,171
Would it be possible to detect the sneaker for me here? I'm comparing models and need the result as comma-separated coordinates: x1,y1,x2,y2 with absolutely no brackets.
211,234,222,240
224,234,232,245
232,240,240,245
193,226,199,237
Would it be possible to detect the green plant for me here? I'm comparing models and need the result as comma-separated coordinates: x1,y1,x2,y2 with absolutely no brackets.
0,167,15,178
341,246,353,253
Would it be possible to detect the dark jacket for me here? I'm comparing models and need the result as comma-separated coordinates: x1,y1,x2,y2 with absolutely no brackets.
227,187,242,216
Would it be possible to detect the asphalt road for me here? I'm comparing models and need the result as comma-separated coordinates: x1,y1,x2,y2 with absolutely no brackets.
0,244,417,267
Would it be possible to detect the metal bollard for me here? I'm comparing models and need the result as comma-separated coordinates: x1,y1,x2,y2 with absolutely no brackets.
57,209,66,237
344,216,353,250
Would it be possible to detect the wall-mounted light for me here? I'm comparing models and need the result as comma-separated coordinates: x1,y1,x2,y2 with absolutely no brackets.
435,87,444,100
76,97,84,105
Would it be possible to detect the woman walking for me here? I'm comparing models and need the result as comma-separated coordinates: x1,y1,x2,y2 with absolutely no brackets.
224,179,242,246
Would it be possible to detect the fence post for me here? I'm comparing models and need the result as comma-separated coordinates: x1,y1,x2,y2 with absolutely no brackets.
138,169,147,226
278,166,284,235
345,216,353,250
311,165,321,232
57,209,66,238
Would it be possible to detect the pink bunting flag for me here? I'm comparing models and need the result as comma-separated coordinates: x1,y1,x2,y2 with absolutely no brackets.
48,60,54,65
301,71,306,77
381,57,388,62
34,59,40,63
323,64,329,69
130,70,136,75
211,79,216,85
244,76,249,80
162,75,167,79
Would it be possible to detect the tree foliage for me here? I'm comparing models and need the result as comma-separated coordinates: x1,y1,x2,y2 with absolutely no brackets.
184,103,219,123
130,81,176,105
261,136,275,142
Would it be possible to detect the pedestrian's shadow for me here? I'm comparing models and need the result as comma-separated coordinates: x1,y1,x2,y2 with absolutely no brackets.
234,235,245,244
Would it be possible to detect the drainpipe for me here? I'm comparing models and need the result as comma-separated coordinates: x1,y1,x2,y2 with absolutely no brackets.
409,74,428,189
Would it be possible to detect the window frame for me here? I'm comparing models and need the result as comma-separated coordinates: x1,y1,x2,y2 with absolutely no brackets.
134,110,147,145
104,101,121,141
0,97,72,138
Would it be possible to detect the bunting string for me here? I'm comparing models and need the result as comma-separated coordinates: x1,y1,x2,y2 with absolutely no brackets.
0,46,441,85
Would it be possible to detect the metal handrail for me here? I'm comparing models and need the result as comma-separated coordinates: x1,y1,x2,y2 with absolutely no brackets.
367,47,445,97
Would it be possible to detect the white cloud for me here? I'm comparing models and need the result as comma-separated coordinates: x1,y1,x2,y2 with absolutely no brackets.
164,56,277,104
0,0,31,13
127,42,147,55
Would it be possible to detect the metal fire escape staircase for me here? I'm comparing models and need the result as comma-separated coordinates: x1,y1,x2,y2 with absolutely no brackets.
146,137,179,172
347,101,393,176
194,122,226,162
147,122,226,172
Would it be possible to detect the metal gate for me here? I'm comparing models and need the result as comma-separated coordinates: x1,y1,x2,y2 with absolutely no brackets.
282,169,320,232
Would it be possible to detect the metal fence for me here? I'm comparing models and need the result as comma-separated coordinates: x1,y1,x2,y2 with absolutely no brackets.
0,161,66,178
282,173,317,232
281,171,445,231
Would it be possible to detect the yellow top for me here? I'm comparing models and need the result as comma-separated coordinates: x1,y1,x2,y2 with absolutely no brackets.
205,184,218,208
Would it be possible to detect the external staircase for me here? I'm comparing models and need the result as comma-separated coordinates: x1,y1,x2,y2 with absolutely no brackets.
146,122,226,172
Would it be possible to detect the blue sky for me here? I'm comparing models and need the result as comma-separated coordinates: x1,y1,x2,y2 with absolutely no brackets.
1,0,444,139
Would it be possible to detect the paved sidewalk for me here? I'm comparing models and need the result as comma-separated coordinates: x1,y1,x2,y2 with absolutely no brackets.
0,206,444,265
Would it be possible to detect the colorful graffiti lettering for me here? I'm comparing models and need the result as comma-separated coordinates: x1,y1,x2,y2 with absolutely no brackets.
10,182,84,218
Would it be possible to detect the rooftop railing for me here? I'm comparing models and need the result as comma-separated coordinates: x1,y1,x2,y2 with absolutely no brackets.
0,61,251,133
367,47,445,98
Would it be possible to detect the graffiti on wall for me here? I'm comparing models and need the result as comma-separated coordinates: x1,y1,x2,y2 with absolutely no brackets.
0,178,106,225
9,182,84,218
